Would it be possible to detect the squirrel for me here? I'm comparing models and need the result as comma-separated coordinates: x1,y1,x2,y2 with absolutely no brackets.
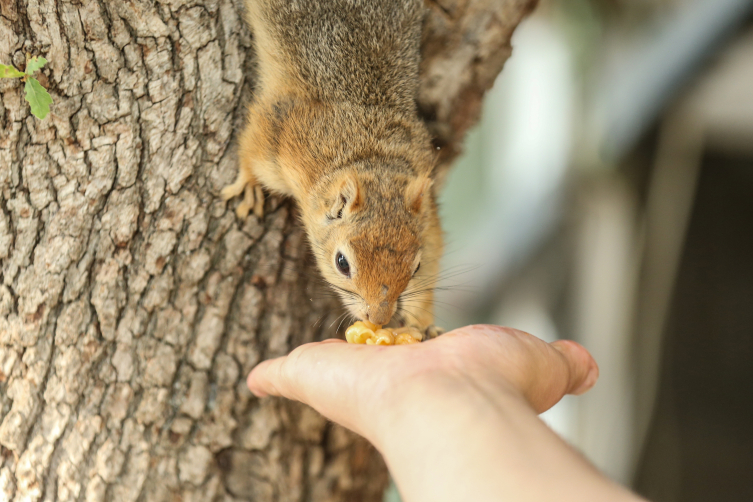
222,0,443,337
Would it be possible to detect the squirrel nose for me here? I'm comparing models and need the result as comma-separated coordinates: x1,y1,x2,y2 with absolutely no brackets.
367,301,391,326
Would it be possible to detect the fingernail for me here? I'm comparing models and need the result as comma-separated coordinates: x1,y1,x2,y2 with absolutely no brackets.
572,358,599,395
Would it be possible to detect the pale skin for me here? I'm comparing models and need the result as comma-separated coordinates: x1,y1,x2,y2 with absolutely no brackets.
247,325,648,502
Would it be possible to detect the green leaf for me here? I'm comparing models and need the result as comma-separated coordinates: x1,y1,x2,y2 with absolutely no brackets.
0,64,25,79
24,77,53,119
25,56,47,75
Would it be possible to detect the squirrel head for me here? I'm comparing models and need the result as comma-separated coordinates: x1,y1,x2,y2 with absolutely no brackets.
303,168,432,326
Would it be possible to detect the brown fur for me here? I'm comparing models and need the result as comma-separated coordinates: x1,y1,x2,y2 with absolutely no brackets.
223,0,443,331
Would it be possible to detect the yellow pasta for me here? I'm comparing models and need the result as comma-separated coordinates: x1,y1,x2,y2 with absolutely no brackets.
345,322,423,345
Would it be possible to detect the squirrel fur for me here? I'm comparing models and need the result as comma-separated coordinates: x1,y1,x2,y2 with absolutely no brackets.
223,0,443,334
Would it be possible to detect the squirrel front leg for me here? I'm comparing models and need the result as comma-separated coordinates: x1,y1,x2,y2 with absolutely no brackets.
400,257,445,340
223,115,267,218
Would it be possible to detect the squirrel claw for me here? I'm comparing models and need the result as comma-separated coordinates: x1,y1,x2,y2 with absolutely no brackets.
422,325,445,341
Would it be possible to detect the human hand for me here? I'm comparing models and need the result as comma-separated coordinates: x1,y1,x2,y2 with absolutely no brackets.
247,324,598,449
247,325,644,502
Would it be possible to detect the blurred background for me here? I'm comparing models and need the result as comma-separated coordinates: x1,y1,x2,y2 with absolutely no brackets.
388,0,753,500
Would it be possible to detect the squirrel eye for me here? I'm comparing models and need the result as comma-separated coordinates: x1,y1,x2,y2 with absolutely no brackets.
335,252,350,277
413,262,421,277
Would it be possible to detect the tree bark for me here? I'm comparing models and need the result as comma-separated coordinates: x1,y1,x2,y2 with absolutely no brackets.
0,0,533,500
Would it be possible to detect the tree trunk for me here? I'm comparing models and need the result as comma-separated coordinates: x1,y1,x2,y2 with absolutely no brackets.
0,0,533,500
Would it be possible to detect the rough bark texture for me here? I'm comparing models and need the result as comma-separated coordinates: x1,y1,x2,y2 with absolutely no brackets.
0,0,532,500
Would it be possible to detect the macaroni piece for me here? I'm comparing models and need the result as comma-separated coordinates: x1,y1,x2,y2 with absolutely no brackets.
345,322,423,345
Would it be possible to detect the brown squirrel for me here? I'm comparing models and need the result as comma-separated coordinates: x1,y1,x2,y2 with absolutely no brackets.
223,0,443,337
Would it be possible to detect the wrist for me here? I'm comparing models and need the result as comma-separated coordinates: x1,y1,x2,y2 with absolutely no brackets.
369,370,642,502
372,372,521,502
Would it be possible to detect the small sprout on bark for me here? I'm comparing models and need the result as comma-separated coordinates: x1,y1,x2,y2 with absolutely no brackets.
0,55,53,119
25,55,48,75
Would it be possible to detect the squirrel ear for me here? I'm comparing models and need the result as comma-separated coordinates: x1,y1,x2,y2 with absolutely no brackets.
328,173,363,218
405,176,432,214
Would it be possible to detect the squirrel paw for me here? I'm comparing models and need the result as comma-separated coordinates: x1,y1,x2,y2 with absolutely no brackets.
422,325,445,341
222,181,265,219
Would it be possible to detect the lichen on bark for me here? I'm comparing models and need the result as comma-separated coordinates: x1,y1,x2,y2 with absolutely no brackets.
0,0,533,500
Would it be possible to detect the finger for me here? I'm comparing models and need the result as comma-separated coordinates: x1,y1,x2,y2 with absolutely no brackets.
247,340,396,441
247,339,347,398
551,339,599,396
247,357,284,398
318,338,347,345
